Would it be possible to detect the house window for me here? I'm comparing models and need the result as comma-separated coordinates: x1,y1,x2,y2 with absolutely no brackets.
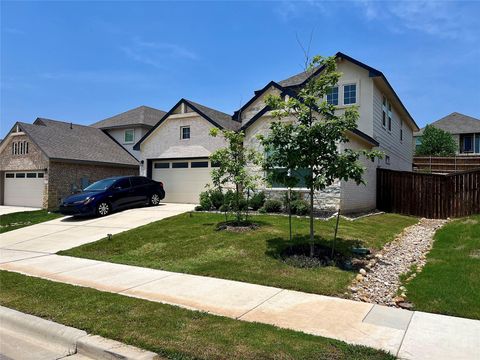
124,129,134,144
385,155,391,165
27,173,37,178
181,126,190,140
37,173,44,178
475,134,480,154
388,103,392,131
343,84,357,105
191,161,209,168
172,162,188,168
268,168,311,188
16,173,26,178
461,134,474,153
154,162,170,169
326,86,339,105
6,173,14,178
382,96,387,127
415,137,422,151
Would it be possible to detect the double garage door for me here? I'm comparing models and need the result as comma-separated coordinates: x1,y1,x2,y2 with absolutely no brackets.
4,171,45,208
152,159,213,203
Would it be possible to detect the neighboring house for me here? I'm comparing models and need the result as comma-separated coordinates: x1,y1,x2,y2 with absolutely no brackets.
0,118,139,209
134,99,240,203
91,106,167,160
135,52,419,213
413,112,480,155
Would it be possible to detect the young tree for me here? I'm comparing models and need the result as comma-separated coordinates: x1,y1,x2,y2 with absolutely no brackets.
209,128,261,224
261,55,382,256
416,125,457,156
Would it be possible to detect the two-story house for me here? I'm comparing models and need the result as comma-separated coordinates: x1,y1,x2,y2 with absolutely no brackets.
135,52,419,213
91,106,167,160
414,112,480,155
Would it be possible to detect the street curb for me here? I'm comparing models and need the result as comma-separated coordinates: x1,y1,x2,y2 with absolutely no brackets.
0,306,161,359
0,306,86,356
77,335,161,360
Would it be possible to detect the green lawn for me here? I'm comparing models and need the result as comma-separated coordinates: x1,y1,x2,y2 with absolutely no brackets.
405,215,480,320
61,212,417,296
0,271,394,360
0,210,62,233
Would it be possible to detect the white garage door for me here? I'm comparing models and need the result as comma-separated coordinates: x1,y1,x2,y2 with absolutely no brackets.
4,172,45,208
152,160,213,203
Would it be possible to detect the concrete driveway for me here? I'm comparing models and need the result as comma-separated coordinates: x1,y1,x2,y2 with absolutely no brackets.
0,206,41,216
0,203,195,262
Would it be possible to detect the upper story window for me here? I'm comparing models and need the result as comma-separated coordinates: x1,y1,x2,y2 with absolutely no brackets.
181,126,190,140
343,84,357,105
326,86,339,105
382,95,393,131
11,141,29,155
124,129,134,144
388,103,392,131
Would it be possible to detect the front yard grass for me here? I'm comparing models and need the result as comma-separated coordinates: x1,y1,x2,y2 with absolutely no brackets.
60,212,417,296
0,270,394,360
0,210,62,233
405,215,480,320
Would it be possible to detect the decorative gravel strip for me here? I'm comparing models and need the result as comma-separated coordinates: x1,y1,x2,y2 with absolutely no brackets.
349,218,447,307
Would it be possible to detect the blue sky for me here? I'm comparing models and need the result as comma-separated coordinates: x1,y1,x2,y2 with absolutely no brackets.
1,1,479,137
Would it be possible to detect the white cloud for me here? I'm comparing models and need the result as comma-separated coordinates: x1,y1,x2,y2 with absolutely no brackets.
357,0,477,41
120,37,198,68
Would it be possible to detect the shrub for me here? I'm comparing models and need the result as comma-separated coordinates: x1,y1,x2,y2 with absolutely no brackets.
209,189,224,210
199,191,212,210
194,205,204,211
223,190,247,211
291,199,310,216
249,191,266,211
263,199,282,213
258,207,267,214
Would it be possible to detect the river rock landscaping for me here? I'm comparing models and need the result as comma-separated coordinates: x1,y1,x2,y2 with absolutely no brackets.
349,218,447,307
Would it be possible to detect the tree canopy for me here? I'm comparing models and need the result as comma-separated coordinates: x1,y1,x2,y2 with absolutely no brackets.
416,125,457,156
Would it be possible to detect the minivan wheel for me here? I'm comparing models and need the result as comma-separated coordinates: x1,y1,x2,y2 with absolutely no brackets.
97,202,111,216
150,193,161,206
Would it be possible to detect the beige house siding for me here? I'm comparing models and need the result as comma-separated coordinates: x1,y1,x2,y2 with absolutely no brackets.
104,126,150,160
340,138,377,213
373,85,413,171
139,112,227,176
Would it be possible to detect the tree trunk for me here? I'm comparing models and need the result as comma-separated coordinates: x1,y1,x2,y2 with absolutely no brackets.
309,186,314,257
288,188,292,242
235,183,240,223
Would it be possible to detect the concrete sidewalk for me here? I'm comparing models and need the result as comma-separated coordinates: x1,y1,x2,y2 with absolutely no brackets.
0,206,41,216
1,206,479,360
1,253,478,360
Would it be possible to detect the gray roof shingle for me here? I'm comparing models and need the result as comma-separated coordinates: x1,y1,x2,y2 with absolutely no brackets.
414,112,480,136
184,99,240,131
20,118,138,166
91,106,166,129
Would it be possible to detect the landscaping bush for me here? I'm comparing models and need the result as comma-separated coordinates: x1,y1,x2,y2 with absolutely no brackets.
249,191,266,211
223,190,248,212
209,189,224,210
263,199,282,213
291,199,310,215
194,205,204,211
282,191,301,209
199,191,212,210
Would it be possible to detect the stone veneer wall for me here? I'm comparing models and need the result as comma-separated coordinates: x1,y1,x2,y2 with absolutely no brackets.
46,161,138,209
262,181,341,213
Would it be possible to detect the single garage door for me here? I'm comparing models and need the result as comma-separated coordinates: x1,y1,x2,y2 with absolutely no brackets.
152,160,213,203
4,171,45,208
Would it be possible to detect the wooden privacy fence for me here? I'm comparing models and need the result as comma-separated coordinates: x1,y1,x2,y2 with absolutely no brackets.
413,155,480,174
377,168,480,219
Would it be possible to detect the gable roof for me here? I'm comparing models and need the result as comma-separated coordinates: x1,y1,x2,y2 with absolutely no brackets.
414,112,480,136
133,99,240,150
275,52,418,131
91,106,167,129
11,118,138,166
